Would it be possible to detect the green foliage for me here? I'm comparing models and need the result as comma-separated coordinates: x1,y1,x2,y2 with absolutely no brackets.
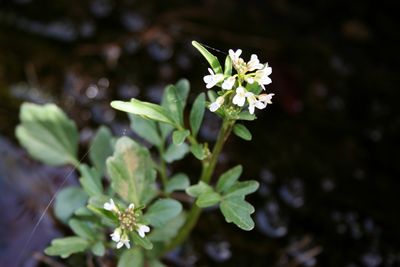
233,123,252,141
16,103,79,166
163,143,189,163
148,212,186,242
220,197,255,231
78,164,103,197
54,187,88,223
189,93,206,137
107,137,157,206
45,237,90,258
162,80,190,126
186,181,213,197
144,199,182,228
118,248,144,267
196,191,221,208
130,114,162,146
214,166,259,231
224,55,232,76
17,55,265,263
216,165,243,193
68,218,97,241
165,173,190,194
237,111,257,121
111,99,176,126
89,126,114,174
130,232,153,250
190,143,206,160
91,241,105,256
172,129,190,145
192,41,223,74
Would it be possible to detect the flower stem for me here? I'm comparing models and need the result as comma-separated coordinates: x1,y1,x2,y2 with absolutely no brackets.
157,143,168,189
163,119,234,253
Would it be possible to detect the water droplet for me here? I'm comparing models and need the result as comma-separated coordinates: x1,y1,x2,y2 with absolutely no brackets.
256,201,287,238
279,178,304,208
86,85,99,99
205,241,231,262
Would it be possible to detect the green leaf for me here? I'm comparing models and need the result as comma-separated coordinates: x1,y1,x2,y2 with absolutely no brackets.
196,191,221,208
220,197,255,231
165,173,190,193
68,218,96,241
162,80,190,126
107,137,156,206
224,55,232,76
91,241,105,257
216,165,243,193
189,93,206,138
149,259,166,267
190,143,205,160
148,212,186,242
163,143,189,163
111,99,176,125
144,199,182,228
16,103,79,166
129,114,161,146
172,130,190,145
237,111,256,121
192,41,223,74
223,180,259,198
207,90,218,103
130,232,153,250
45,236,90,258
186,181,212,197
54,187,88,223
233,124,252,141
89,126,113,174
79,164,103,197
118,248,144,267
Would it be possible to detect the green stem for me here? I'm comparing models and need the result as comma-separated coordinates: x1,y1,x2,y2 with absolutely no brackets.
163,119,235,253
157,143,168,188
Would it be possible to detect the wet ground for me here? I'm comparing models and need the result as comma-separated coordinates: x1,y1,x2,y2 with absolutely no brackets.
0,0,399,266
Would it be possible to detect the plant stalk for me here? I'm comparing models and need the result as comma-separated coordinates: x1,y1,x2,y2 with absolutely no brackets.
163,119,234,253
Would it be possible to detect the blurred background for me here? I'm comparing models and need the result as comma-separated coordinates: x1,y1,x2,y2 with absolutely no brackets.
0,0,399,266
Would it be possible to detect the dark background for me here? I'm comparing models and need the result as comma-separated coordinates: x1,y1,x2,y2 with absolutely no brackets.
0,0,399,266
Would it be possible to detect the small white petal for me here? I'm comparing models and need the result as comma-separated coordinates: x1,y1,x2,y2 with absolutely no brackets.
104,199,116,211
110,228,121,242
209,102,220,112
248,104,255,114
128,203,134,210
222,76,235,90
255,100,266,109
137,224,150,238
116,242,124,249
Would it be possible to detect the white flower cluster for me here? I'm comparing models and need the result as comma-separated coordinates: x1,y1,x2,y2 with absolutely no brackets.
104,199,150,249
203,49,274,114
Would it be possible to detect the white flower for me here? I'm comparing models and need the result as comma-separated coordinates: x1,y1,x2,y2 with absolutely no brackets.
104,199,118,213
116,233,131,249
221,76,236,90
110,228,122,242
245,92,263,114
136,224,150,238
247,54,264,71
209,96,224,112
258,93,274,106
228,49,242,65
254,64,272,90
232,86,247,107
203,68,224,89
